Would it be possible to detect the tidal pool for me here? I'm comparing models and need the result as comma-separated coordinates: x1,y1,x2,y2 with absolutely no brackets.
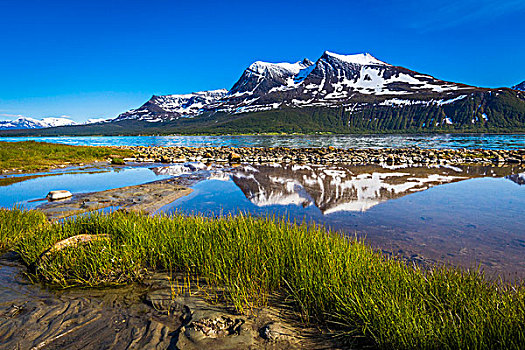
0,164,172,209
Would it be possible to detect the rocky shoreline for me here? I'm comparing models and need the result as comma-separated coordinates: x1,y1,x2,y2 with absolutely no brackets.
119,146,525,166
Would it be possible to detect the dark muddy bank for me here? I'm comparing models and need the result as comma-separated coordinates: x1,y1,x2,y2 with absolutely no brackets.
0,255,332,350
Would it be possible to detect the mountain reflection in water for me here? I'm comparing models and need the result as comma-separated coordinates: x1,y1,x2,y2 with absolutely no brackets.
230,163,470,213
157,162,525,280
156,162,522,214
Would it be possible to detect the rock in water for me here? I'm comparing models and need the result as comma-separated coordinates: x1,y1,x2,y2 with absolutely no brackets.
228,152,241,163
47,190,72,200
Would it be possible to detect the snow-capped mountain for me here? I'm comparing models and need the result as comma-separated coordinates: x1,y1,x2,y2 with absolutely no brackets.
226,58,314,97
116,89,228,122
0,116,78,130
114,51,488,122
512,81,525,91
40,117,78,127
3,50,524,135
291,51,466,98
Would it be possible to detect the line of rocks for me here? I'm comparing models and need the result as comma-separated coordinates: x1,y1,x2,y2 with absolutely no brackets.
117,146,525,166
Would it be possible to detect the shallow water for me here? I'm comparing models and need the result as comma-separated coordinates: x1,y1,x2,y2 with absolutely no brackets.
0,164,172,209
1,134,524,150
160,163,525,280
1,162,524,280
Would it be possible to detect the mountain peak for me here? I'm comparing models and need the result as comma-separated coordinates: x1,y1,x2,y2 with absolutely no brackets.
323,51,389,66
247,59,313,76
163,89,228,99
301,58,313,66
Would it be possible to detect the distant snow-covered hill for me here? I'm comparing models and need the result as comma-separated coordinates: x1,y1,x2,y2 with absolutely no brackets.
0,116,112,130
0,116,78,130
115,89,228,122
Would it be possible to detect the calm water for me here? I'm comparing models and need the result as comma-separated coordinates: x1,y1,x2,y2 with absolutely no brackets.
0,165,171,209
1,134,524,149
159,162,525,280
1,161,524,280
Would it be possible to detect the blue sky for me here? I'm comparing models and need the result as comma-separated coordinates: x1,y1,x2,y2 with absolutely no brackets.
1,0,524,122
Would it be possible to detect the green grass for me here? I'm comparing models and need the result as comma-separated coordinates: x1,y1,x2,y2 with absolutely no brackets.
0,141,133,172
110,157,126,165
1,209,524,349
0,207,47,253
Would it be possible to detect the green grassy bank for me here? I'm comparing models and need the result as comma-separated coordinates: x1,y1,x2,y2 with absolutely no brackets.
0,141,132,172
1,208,524,349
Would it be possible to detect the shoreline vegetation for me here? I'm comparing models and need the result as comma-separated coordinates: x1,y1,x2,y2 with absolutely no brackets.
1,208,524,349
2,129,525,137
0,141,133,173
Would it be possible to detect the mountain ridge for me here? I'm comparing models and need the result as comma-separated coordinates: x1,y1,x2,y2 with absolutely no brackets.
512,81,525,91
2,51,524,135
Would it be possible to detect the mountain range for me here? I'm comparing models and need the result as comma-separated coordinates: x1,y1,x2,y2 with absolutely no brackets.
2,51,525,135
0,116,77,130
0,116,107,130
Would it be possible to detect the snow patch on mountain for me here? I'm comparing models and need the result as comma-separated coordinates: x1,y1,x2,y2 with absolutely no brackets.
435,94,468,105
324,51,389,66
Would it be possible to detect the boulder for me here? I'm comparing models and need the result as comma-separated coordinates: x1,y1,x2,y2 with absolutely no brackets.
228,152,242,163
47,190,72,200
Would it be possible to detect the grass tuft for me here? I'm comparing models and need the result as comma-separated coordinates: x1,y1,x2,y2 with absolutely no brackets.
0,207,47,253
1,209,524,348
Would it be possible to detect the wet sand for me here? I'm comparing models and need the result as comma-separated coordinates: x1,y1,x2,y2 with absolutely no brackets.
0,254,334,350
